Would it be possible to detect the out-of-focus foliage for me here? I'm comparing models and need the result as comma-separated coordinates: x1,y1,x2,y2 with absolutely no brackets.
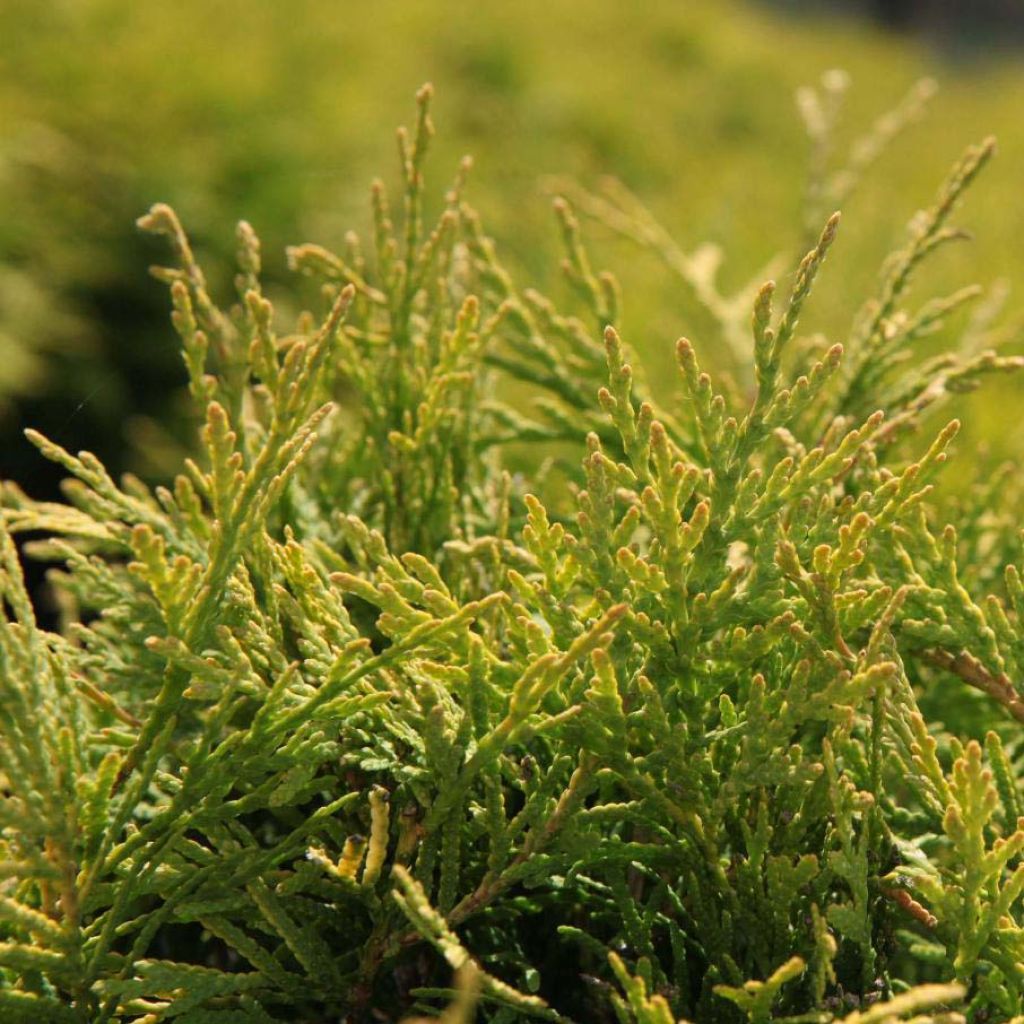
2,0,1024,487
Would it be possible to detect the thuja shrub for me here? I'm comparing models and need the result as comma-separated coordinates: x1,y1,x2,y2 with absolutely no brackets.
3,85,1024,1024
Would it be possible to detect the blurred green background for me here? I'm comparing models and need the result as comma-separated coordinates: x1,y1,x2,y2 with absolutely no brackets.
2,0,1023,500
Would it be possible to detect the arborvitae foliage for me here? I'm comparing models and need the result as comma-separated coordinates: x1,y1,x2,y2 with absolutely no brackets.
3,84,1024,1024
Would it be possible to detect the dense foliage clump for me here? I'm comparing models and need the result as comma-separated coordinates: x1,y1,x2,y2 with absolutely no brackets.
2,86,1024,1023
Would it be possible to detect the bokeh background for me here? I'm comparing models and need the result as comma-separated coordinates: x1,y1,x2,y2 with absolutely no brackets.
2,0,1023,509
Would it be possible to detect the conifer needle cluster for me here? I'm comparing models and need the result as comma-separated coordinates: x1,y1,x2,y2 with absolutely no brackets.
2,83,1024,1023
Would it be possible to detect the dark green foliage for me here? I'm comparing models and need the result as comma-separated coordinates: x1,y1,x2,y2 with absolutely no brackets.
1,86,1023,1024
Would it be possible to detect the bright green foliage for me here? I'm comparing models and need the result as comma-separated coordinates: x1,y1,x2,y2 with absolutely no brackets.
9,0,1024,480
2,87,1024,1024
713,955,805,1023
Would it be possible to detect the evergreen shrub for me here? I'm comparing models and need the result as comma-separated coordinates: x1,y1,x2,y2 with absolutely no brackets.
2,85,1024,1023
